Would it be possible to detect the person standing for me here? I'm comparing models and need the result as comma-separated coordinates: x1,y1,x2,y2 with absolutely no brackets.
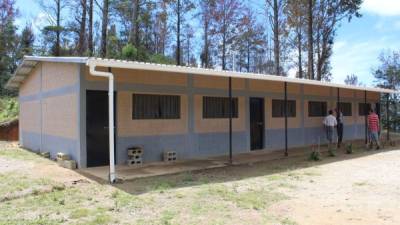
368,108,381,149
336,108,344,148
323,110,337,146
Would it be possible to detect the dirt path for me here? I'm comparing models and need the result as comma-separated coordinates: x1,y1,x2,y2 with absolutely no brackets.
271,150,400,225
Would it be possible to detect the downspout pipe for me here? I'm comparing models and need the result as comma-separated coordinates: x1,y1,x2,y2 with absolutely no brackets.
88,63,116,183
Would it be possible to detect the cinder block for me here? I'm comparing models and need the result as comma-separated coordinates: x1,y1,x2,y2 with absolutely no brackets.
40,152,50,158
163,151,177,162
62,160,77,170
127,148,143,156
56,158,64,166
128,154,142,160
127,159,142,167
56,152,70,161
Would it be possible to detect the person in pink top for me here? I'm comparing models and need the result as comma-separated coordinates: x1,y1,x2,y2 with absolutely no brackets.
367,108,380,149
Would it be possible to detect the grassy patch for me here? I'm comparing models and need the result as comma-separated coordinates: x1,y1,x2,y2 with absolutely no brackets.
0,148,46,162
69,208,90,219
0,172,58,201
203,184,287,210
160,210,177,225
281,217,298,225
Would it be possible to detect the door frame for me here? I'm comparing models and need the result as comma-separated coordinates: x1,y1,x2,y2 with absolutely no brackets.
86,90,117,167
249,97,265,150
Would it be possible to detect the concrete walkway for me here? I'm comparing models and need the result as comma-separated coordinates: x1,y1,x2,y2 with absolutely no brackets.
79,134,400,182
79,144,331,181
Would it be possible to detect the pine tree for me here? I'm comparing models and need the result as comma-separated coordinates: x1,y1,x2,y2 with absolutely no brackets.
169,0,195,65
0,0,18,96
211,0,242,70
199,0,215,68
40,0,66,56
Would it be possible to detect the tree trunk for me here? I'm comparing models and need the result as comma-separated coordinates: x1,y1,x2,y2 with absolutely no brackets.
307,0,314,79
203,20,209,68
273,0,280,75
100,0,109,58
247,40,250,72
88,0,93,56
176,0,181,65
316,24,322,80
186,33,190,65
78,0,87,55
222,31,226,70
55,0,61,56
130,0,140,46
297,28,303,79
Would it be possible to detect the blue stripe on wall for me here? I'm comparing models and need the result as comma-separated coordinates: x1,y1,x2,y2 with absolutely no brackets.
21,131,79,161
19,84,79,103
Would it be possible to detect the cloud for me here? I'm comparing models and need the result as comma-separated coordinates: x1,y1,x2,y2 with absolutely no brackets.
362,0,400,16
331,35,400,85
31,12,50,33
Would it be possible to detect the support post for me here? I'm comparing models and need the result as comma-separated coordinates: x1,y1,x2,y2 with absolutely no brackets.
229,77,233,164
284,82,288,157
386,93,390,141
364,90,368,144
337,88,340,110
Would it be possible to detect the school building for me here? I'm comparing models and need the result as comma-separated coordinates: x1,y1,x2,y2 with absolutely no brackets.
6,56,396,181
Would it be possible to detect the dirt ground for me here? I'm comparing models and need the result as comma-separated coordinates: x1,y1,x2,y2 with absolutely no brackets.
1,141,400,225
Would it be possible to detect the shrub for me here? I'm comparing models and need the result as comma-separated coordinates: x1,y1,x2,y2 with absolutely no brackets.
345,143,353,154
149,54,176,65
328,145,336,157
309,150,321,161
121,44,138,60
0,97,19,123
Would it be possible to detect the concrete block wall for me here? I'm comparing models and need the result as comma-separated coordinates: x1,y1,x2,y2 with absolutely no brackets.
19,62,80,164
82,66,381,165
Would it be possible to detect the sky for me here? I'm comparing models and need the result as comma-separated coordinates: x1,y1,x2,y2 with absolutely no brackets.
14,0,400,86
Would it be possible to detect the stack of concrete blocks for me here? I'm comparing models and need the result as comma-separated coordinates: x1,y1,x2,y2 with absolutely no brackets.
127,147,143,167
163,151,177,162
56,152,77,169
40,152,50,158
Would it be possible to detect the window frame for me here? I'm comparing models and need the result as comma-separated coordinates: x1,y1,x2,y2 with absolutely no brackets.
132,93,181,120
202,96,239,119
337,102,352,116
358,102,371,116
308,101,328,117
271,99,296,118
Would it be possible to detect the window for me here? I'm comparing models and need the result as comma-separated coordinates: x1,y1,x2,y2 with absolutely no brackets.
337,102,352,116
308,101,327,117
203,96,238,118
358,103,371,116
272,99,296,117
132,94,180,119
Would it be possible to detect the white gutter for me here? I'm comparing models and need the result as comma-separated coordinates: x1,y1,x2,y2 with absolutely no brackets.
88,62,116,183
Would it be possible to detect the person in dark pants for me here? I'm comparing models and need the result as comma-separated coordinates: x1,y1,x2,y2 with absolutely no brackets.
336,108,344,148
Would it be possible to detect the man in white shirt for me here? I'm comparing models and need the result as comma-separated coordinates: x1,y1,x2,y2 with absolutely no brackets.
323,110,337,146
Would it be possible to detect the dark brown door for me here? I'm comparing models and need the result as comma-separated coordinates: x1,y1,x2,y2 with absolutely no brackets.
86,90,116,167
250,97,264,150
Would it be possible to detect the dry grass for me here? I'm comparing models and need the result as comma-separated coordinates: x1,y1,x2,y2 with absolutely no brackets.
1,141,400,224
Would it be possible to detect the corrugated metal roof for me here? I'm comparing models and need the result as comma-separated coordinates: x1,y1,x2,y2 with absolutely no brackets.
6,56,397,94
6,56,88,90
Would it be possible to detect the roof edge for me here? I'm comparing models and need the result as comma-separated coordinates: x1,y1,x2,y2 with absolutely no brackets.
87,58,397,94
23,56,88,63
